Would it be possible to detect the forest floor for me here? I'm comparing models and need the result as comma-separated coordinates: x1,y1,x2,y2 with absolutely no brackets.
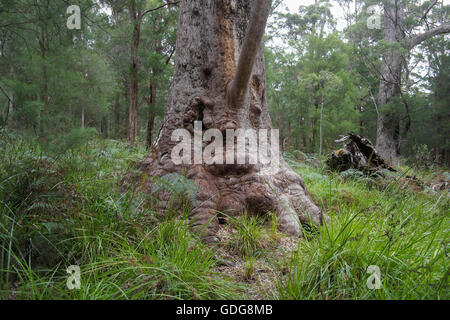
0,131,448,300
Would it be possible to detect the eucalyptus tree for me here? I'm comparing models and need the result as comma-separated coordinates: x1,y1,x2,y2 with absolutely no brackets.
349,0,449,163
130,0,327,243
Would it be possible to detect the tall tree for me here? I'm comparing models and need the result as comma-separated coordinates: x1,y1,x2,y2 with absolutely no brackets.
129,0,327,243
141,4,177,148
376,0,450,164
127,0,178,146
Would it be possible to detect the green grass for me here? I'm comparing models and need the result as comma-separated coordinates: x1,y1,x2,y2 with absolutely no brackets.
226,212,273,258
0,131,241,300
278,161,449,300
0,130,448,300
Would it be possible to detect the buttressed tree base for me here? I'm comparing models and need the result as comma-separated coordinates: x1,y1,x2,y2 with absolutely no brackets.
129,0,328,243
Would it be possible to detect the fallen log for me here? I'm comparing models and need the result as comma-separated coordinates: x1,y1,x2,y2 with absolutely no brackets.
327,133,396,173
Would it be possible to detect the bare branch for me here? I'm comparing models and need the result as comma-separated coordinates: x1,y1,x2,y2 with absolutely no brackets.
409,24,450,48
420,0,438,23
165,46,176,65
140,1,179,19
0,85,13,104
229,0,272,107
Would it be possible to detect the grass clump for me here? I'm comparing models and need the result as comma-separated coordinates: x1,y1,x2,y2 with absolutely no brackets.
226,213,272,259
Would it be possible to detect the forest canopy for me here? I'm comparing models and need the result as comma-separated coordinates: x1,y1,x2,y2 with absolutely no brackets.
0,0,448,165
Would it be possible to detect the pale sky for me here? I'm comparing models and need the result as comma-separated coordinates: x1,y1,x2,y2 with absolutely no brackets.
280,0,346,30
280,0,450,30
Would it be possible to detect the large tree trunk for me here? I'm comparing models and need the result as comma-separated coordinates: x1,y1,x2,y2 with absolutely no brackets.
131,0,326,243
376,0,404,165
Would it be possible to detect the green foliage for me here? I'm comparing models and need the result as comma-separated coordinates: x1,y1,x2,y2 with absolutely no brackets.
0,0,176,143
266,3,365,155
267,0,450,164
339,169,364,179
411,144,433,169
227,213,271,258
153,173,199,206
46,128,99,156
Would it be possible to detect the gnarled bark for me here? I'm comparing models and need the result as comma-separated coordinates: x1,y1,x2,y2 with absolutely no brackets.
129,0,326,243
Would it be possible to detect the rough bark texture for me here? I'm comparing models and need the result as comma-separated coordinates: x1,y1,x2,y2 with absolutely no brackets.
376,0,404,165
128,0,326,243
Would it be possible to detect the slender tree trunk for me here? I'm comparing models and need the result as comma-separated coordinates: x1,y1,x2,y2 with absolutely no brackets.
101,116,108,137
114,93,120,138
319,95,324,156
298,111,307,150
312,112,318,154
39,26,49,135
129,0,141,146
5,66,14,128
285,120,291,151
146,80,157,149
126,0,326,243
358,105,364,136
5,90,13,128
435,122,441,165
124,81,130,139
147,111,156,149
81,107,85,129
275,99,283,146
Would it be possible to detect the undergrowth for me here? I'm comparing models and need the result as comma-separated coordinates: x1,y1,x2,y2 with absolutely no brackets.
0,131,448,300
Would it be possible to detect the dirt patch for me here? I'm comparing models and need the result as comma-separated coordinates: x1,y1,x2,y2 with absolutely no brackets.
214,224,299,299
